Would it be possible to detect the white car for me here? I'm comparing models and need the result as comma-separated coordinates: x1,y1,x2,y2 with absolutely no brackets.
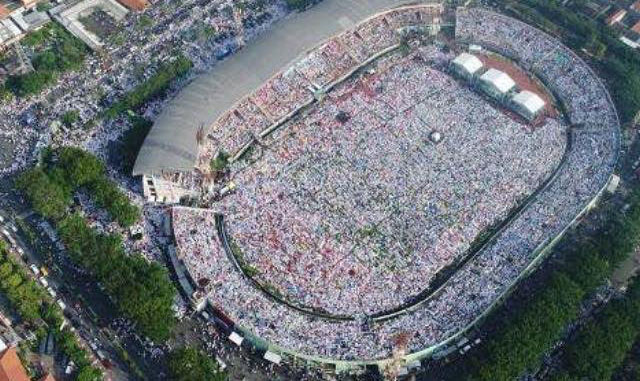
46,287,57,298
56,300,66,310
29,265,40,276
38,277,49,287
0,215,4,223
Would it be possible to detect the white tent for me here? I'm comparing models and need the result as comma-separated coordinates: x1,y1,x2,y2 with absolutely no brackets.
511,90,545,120
229,332,244,346
479,68,516,96
263,350,282,365
451,53,483,78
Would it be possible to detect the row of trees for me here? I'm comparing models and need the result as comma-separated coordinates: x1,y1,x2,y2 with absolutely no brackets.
508,0,640,123
17,148,176,341
102,55,192,119
167,346,226,381
17,147,140,227
115,115,152,173
551,276,640,380
0,241,102,381
455,184,640,380
57,213,176,342
4,23,89,97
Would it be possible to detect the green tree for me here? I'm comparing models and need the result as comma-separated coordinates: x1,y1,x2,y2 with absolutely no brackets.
58,147,105,187
168,347,226,381
75,365,103,381
16,167,70,220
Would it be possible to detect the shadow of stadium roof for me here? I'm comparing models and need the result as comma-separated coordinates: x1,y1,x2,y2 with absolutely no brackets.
132,0,414,176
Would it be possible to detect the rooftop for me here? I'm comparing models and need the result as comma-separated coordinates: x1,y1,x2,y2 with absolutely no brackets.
512,90,545,114
0,347,29,381
452,52,483,75
479,68,516,94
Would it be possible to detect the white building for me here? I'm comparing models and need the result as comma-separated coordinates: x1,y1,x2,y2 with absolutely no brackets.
450,52,483,80
0,19,22,49
511,90,545,121
478,68,516,100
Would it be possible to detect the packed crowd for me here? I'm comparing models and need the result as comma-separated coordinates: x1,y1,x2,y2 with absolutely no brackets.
217,48,566,317
168,8,619,362
196,4,443,173
0,0,290,176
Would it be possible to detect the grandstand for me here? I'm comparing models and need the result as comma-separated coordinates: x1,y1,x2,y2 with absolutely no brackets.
149,3,619,374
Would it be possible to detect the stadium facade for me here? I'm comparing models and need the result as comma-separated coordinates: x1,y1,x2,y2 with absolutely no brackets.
136,2,620,375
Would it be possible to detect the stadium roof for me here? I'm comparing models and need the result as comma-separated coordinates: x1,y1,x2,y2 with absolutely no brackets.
452,52,483,75
512,90,545,115
132,0,411,176
479,68,516,94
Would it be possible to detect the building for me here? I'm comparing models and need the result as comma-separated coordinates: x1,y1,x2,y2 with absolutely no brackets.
0,347,29,381
632,0,640,12
0,18,22,50
0,5,9,20
52,0,129,51
478,68,515,101
511,90,545,121
632,20,640,34
20,0,38,9
450,52,483,80
11,10,50,32
116,0,148,11
606,9,627,25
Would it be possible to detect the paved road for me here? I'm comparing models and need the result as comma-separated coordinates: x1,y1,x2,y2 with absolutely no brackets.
0,207,139,380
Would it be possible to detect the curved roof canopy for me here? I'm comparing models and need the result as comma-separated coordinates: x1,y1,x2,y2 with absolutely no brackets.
133,0,412,176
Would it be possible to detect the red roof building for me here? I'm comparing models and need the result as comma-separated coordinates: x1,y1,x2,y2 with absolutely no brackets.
631,0,640,12
632,20,640,34
0,347,30,381
606,9,627,25
20,0,38,9
0,5,9,20
116,0,149,11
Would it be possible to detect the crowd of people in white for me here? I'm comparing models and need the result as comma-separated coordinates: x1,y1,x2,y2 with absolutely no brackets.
217,48,566,317
169,7,618,362
195,5,443,172
0,0,290,176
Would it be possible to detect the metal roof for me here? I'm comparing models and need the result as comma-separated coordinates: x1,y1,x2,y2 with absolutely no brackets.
452,52,483,75
132,0,412,176
512,90,545,114
479,68,516,94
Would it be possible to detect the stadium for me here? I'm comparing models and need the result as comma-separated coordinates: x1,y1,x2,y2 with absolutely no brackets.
133,1,620,374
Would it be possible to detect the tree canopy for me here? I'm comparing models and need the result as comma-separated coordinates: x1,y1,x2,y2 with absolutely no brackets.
168,347,226,381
